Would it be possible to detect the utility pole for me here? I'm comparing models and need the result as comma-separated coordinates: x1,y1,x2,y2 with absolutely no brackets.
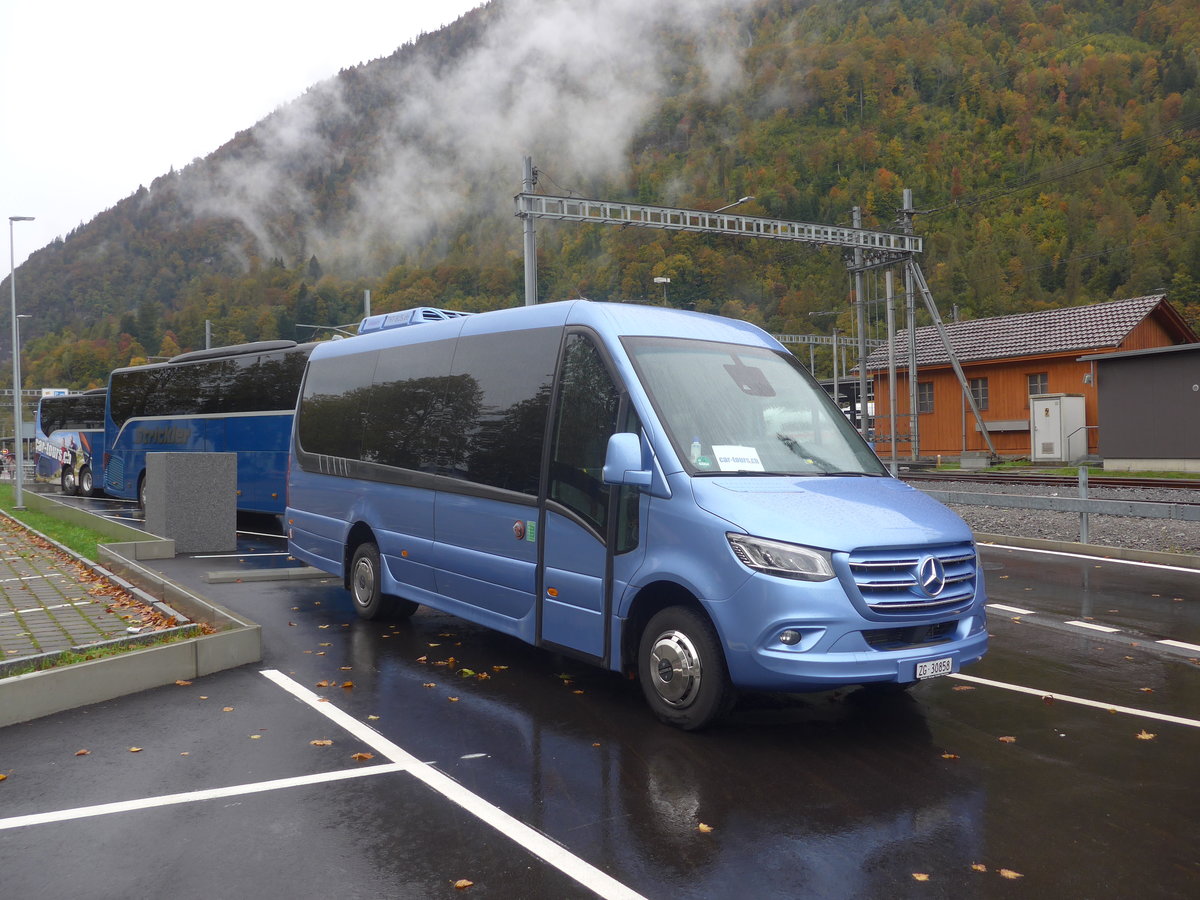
522,156,538,307
852,206,868,436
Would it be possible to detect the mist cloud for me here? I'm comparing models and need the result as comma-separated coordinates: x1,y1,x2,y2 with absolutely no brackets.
182,0,755,269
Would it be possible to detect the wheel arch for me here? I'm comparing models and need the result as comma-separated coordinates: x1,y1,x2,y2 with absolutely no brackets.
620,580,713,675
343,521,377,591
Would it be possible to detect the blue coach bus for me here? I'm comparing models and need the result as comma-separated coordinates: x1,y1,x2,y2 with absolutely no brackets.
286,302,988,730
104,340,315,514
34,389,107,495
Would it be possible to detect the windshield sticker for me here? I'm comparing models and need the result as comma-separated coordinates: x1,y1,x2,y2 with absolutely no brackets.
712,445,765,472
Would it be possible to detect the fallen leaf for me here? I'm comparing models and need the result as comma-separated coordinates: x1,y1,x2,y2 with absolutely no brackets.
1136,730,1156,741
316,680,330,687
341,681,355,689
199,695,209,700
129,747,143,753
416,656,428,663
318,624,331,629
0,774,7,782
1042,695,1055,705
476,672,490,680
180,752,189,756
492,665,508,672
912,873,930,882
697,823,714,833
368,715,380,721
310,739,333,747
448,696,460,702
174,680,192,686
573,690,585,695
970,863,988,873
249,734,262,740
75,749,91,756
423,682,437,688
951,685,975,692
223,706,234,712
998,869,1023,880
454,879,474,890
459,668,477,677
351,752,375,761
340,666,352,671
997,736,1017,743
941,753,960,760
1138,687,1154,693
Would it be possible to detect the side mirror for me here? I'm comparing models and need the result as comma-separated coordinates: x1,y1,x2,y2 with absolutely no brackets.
602,432,652,487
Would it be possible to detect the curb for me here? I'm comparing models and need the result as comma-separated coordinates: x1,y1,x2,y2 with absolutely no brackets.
0,495,262,728
974,532,1200,571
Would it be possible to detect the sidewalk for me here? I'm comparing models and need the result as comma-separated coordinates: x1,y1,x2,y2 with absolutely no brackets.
0,513,184,673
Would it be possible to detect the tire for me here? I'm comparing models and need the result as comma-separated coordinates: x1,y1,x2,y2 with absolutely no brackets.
137,475,147,513
638,605,734,731
61,469,79,496
349,542,418,620
79,466,94,497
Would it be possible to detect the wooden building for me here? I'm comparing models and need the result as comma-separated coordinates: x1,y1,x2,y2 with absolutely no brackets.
862,294,1197,460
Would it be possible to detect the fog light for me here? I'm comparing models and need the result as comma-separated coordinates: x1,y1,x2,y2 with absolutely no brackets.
779,629,802,646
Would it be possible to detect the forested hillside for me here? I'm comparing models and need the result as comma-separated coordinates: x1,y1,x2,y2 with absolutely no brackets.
6,0,1200,389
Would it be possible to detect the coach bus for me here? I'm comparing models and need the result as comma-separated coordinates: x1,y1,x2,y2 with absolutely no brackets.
34,389,108,495
104,340,315,515
285,302,988,730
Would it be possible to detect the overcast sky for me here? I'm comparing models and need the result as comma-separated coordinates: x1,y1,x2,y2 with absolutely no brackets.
0,0,482,269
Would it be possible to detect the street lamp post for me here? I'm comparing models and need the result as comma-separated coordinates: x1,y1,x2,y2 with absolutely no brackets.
653,276,671,305
9,215,35,509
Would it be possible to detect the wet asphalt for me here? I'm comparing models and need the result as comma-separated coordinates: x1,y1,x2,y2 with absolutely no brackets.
0,500,1197,899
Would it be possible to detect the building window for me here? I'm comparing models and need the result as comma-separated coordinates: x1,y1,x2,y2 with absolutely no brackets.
969,377,989,411
1027,372,1048,396
917,381,934,414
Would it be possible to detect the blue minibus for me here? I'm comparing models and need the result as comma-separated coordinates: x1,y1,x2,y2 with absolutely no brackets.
34,389,108,495
286,301,988,729
104,340,315,515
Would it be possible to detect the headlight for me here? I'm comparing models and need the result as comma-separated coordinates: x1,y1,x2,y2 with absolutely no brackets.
726,533,835,581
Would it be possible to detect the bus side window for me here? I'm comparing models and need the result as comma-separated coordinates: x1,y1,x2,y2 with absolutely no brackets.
549,333,638,552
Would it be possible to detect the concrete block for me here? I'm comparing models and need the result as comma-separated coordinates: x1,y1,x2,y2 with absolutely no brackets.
144,452,237,552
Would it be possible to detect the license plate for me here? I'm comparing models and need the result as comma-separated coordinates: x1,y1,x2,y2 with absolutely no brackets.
915,657,953,680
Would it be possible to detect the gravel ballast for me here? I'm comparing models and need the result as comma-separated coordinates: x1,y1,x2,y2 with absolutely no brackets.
910,479,1200,556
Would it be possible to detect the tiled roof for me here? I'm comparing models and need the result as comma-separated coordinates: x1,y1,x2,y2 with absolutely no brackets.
863,294,1168,371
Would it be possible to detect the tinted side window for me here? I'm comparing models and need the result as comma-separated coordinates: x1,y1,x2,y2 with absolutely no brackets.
549,334,621,533
109,368,159,427
297,350,379,459
447,328,559,495
361,339,459,471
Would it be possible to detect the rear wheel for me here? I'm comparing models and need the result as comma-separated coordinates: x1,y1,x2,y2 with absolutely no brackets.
349,542,418,620
638,605,734,731
79,466,94,497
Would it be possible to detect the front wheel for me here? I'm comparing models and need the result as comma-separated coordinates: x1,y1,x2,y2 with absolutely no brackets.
61,469,79,496
349,542,418,620
638,606,734,731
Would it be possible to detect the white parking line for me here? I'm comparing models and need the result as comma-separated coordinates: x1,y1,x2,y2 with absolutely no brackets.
0,601,92,619
987,603,1036,615
1064,620,1121,634
261,669,647,900
949,673,1200,729
0,764,407,831
1157,639,1200,653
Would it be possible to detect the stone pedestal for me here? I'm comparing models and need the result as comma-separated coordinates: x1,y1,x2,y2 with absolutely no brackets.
144,453,237,552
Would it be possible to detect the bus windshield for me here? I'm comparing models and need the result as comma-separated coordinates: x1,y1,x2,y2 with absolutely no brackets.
623,336,887,477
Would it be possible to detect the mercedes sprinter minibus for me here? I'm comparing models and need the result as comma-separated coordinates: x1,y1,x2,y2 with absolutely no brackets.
286,301,988,729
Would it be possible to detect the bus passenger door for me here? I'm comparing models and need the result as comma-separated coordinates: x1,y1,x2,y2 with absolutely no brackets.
540,333,642,664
